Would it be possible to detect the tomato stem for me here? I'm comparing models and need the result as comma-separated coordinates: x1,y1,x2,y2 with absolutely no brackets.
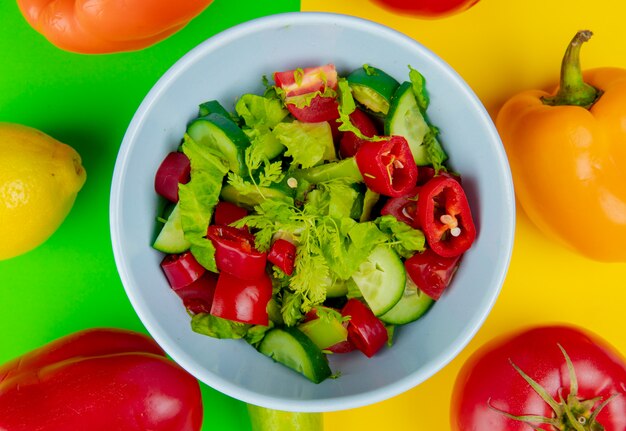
488,344,618,431
542,30,600,108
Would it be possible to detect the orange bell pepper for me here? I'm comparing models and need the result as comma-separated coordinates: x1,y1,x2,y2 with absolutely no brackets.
497,31,626,262
17,0,214,54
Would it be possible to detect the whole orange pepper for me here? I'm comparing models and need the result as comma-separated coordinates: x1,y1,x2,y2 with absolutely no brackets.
497,31,626,262
17,0,214,54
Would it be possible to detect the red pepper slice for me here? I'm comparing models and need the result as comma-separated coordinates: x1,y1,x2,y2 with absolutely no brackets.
405,248,462,300
355,135,418,197
206,225,266,280
341,298,388,358
213,201,248,226
339,108,378,158
267,239,297,276
172,271,218,314
380,186,421,228
160,251,206,290
154,151,190,203
417,175,476,257
210,272,273,326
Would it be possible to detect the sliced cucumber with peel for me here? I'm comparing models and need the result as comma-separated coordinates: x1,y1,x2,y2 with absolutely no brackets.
350,245,405,316
152,202,190,254
385,81,447,166
258,327,331,384
186,113,249,175
379,277,434,325
347,65,400,116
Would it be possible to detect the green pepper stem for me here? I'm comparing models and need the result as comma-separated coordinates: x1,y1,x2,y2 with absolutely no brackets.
542,30,600,108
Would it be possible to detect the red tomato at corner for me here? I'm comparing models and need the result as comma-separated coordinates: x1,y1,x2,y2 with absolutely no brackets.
371,0,480,18
451,325,626,431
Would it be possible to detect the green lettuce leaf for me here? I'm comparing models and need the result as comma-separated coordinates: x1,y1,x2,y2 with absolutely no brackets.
179,134,228,272
318,217,387,280
408,65,429,113
236,93,289,130
375,215,426,258
337,78,384,141
191,313,249,339
273,121,336,168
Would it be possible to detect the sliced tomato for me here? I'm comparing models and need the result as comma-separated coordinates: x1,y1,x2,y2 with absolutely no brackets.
339,108,379,158
286,95,340,124
341,298,388,358
404,248,461,300
273,64,338,97
173,271,218,314
160,251,206,290
213,201,248,226
210,272,272,326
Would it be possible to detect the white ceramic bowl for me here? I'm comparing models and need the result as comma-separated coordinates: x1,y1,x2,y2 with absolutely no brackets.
110,12,515,412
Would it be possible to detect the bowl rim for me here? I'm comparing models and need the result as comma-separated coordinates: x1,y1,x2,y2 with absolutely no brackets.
110,11,516,412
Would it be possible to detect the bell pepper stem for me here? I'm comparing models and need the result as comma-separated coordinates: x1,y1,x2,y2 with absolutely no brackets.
247,404,323,431
542,30,600,108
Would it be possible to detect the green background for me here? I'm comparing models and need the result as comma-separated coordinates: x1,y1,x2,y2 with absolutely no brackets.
0,1,298,429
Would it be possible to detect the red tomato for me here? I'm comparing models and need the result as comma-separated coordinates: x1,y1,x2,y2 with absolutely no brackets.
341,299,388,358
451,325,626,431
213,201,248,226
160,251,206,290
339,108,379,158
154,151,190,203
16,0,214,54
404,248,461,300
380,186,420,227
210,272,273,326
371,0,480,18
206,225,267,280
273,64,338,97
267,238,297,276
286,95,340,123
0,328,203,431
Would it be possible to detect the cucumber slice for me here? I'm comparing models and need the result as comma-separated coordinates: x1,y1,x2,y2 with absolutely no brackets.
198,100,233,119
297,308,347,350
347,66,400,115
152,203,190,253
385,82,447,166
187,113,249,175
379,277,434,325
350,245,405,316
258,327,332,384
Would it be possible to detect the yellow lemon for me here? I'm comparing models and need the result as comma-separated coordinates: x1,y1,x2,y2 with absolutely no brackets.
0,123,86,260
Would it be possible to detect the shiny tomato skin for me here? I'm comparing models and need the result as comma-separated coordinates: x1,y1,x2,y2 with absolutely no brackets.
372,0,480,18
0,328,202,431
451,325,626,431
0,353,203,431
339,108,379,158
286,95,340,123
0,328,164,383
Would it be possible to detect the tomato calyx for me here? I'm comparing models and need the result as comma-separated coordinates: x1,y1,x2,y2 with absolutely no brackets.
489,344,618,431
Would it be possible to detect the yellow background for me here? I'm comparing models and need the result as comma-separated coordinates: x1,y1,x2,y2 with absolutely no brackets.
299,0,626,429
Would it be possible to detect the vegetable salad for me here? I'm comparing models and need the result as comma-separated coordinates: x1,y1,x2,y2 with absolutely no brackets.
152,63,476,383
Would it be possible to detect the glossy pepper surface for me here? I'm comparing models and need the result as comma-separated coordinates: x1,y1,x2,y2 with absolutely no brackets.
17,0,213,54
0,328,203,431
417,175,476,257
497,30,626,262
355,135,418,197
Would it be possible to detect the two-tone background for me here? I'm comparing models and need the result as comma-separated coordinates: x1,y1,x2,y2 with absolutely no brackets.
2,0,625,429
